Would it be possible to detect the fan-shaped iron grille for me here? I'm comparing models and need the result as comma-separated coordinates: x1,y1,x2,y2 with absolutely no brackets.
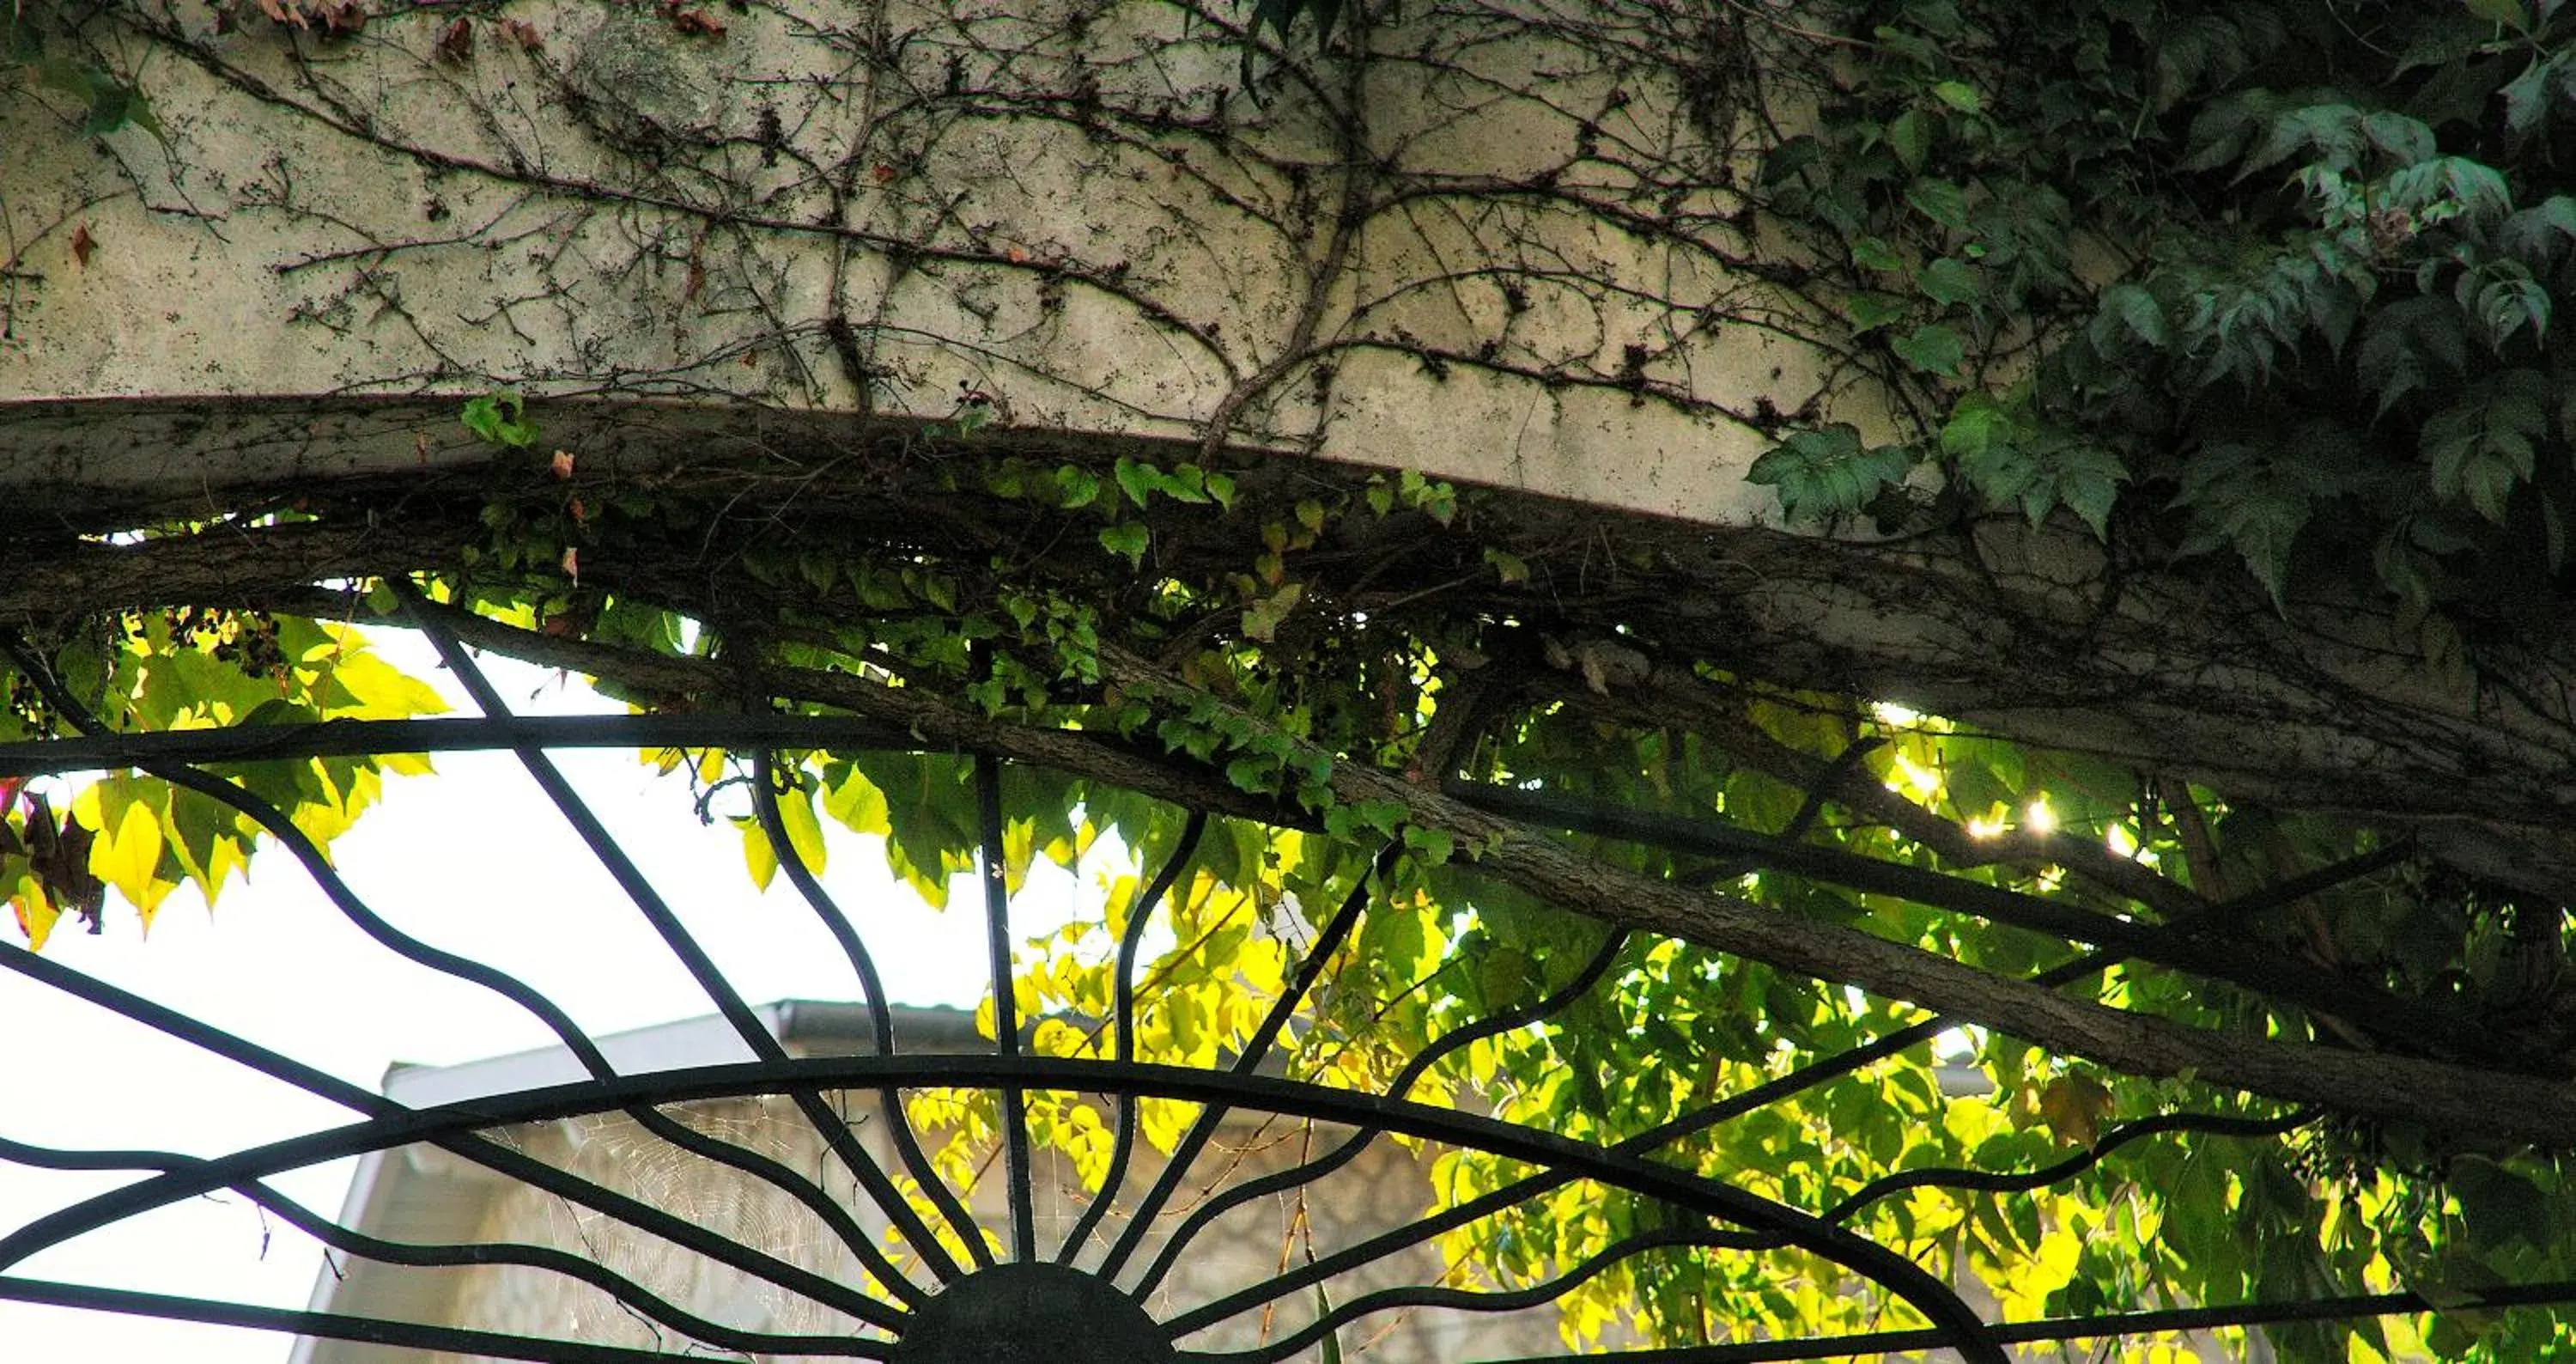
5,603,2574,1363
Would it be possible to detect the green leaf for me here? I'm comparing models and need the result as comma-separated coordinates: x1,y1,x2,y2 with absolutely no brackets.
1930,80,1983,114
1241,583,1303,642
1850,236,1903,272
1905,179,1971,231
1918,257,1981,308
740,819,779,892
459,390,538,448
775,781,829,876
1113,458,1156,508
1939,392,2015,460
2172,442,2335,605
2093,283,2169,350
2463,0,2531,32
1845,290,1911,334
1887,109,1929,172
2422,373,2549,522
1890,323,1966,376
1098,523,1149,567
2476,276,2550,348
1747,424,1913,525
2498,194,2576,265
1056,466,1103,509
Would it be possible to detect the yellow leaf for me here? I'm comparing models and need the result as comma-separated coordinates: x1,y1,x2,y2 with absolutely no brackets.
2037,1072,2114,1148
820,768,890,836
1003,815,1034,895
320,647,451,719
740,819,779,892
79,783,167,916
12,881,59,952
775,783,828,875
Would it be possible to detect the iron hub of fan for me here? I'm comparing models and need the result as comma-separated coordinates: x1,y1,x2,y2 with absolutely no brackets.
884,1262,1177,1363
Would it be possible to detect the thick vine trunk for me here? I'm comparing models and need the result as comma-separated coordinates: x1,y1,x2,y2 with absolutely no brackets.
10,396,2576,900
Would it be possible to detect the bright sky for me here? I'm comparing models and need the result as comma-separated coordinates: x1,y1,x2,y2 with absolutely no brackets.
0,633,1088,1361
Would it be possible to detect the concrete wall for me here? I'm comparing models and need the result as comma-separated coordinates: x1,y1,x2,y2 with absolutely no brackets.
0,0,1873,524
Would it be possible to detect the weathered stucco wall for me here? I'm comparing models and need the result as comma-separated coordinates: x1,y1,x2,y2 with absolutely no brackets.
1,0,1862,523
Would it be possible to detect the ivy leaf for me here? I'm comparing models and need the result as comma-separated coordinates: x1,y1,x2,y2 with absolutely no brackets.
2475,276,2550,348
1887,109,1929,172
2091,283,2169,351
1098,522,1149,567
459,389,538,448
1891,323,1966,376
1114,458,1156,508
1905,179,1971,231
2463,0,2532,34
2422,371,2549,522
2497,194,2576,265
1845,290,1911,334
1947,399,2129,536
2037,1072,2115,1148
2357,295,2468,415
2173,441,2338,605
1241,583,1303,642
2499,52,2566,137
1940,392,2016,460
1850,236,1903,272
1918,257,1982,308
1746,424,1912,525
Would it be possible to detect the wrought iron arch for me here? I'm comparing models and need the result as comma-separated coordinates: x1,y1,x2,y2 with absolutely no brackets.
2,595,2573,1364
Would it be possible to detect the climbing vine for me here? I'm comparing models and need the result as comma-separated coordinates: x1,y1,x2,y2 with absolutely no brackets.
10,0,2576,1358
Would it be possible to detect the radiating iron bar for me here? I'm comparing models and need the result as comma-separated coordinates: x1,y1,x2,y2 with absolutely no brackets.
616,1100,902,1301
1133,929,1631,1293
1189,1228,1772,1364
0,944,908,1328
2,1105,908,1331
5,1047,1991,1339
0,633,623,1074
419,1130,914,1331
1822,1108,2314,1226
0,939,386,1119
7,815,914,1322
976,749,1039,1264
61,752,617,1074
1479,1277,2576,1361
0,713,921,776
1056,808,1208,1265
753,751,987,1270
399,587,962,1289
1445,782,2515,1063
0,734,917,1311
270,1165,885,1355
0,1123,878,1343
0,1134,188,1173
0,1277,823,1364
1159,1136,1999,1364
1095,843,1398,1283
250,1178,883,1355
0,1130,877,1350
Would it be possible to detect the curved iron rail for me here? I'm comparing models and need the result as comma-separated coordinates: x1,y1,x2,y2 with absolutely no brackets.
2,649,2571,1361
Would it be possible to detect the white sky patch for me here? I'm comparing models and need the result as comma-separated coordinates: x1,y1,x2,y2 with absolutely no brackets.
0,631,1114,1362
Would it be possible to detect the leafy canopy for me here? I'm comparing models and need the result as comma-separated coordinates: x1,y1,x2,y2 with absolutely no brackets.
10,0,2576,1359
